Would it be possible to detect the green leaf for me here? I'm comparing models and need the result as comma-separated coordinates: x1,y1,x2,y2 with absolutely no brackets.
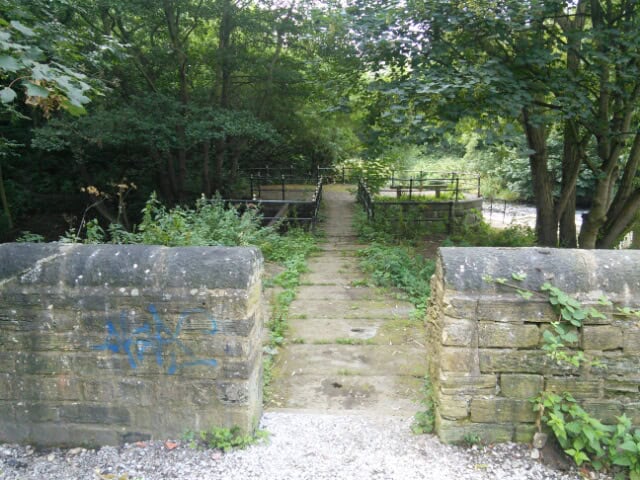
620,439,638,453
0,55,21,72
60,99,87,116
598,295,612,306
517,289,533,300
612,455,632,467
23,82,49,98
10,20,35,37
512,272,526,281
0,87,17,103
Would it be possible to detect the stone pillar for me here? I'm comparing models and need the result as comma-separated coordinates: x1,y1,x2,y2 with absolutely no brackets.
0,243,264,447
428,247,640,443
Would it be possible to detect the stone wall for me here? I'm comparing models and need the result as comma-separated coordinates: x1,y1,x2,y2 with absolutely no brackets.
376,198,483,222
428,247,640,444
0,243,264,447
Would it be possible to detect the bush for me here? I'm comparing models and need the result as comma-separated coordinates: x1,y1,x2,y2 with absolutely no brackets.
358,242,435,306
446,220,535,247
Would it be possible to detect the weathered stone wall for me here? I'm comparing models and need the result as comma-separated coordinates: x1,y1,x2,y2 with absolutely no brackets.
0,243,264,447
376,198,483,221
428,247,640,444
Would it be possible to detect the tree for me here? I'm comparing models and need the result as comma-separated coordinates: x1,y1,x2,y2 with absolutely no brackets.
349,0,640,248
0,0,103,232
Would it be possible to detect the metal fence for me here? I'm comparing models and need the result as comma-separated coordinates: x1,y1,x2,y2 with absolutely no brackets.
384,171,481,200
357,177,482,234
222,176,324,231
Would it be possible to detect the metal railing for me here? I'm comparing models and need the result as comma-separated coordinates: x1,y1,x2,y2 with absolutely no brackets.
221,176,324,231
357,175,482,234
357,178,375,220
385,171,481,200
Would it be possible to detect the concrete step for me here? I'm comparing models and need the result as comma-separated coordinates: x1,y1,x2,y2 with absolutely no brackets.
288,299,414,320
275,344,427,378
288,317,427,347
269,374,423,416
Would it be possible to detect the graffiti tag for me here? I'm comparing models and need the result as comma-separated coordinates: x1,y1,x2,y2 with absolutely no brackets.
93,304,218,374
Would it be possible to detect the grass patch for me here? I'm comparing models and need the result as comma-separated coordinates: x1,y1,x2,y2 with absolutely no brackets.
262,228,317,403
446,221,535,247
335,337,375,345
183,426,268,452
411,375,435,435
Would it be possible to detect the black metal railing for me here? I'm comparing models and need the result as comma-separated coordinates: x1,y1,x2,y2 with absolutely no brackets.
357,174,483,234
220,176,324,231
385,171,481,200
357,178,375,220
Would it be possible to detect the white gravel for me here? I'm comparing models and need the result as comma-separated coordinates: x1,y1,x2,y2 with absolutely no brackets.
0,412,585,480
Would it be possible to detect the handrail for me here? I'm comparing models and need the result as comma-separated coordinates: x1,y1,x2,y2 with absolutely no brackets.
357,178,374,220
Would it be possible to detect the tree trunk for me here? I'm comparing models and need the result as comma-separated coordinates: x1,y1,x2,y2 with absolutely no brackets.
522,107,556,246
559,192,577,248
163,1,190,202
557,122,584,247
212,0,235,194
578,174,616,248
597,191,640,249
632,218,640,249
230,137,247,184
0,163,13,230
202,141,212,197
162,151,180,202
151,147,174,203
214,139,226,195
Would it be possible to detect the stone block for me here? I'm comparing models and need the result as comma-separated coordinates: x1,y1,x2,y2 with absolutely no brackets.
623,329,640,354
0,352,15,373
442,297,477,319
13,352,75,375
438,395,469,420
594,353,640,378
27,423,122,447
0,244,264,446
514,424,537,443
582,326,623,351
624,403,640,424
58,405,131,425
441,318,476,347
471,398,537,423
438,372,497,396
436,417,514,444
15,376,83,402
479,349,569,375
478,323,539,348
604,379,639,395
440,347,477,373
500,374,544,400
216,380,250,405
16,403,60,423
0,374,13,399
582,400,624,424
477,301,554,324
545,378,602,400
117,378,157,406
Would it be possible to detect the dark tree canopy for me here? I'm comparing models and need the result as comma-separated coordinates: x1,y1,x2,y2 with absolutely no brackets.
2,0,640,248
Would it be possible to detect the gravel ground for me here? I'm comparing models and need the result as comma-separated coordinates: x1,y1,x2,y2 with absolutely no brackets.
0,412,588,480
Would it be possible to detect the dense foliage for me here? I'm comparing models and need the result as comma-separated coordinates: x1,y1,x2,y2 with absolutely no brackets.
3,1,640,249
0,0,362,240
349,0,640,248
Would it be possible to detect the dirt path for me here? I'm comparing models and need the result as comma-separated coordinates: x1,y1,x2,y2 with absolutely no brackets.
268,185,428,418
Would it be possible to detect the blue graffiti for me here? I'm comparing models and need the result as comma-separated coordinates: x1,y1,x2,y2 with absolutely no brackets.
93,304,218,374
